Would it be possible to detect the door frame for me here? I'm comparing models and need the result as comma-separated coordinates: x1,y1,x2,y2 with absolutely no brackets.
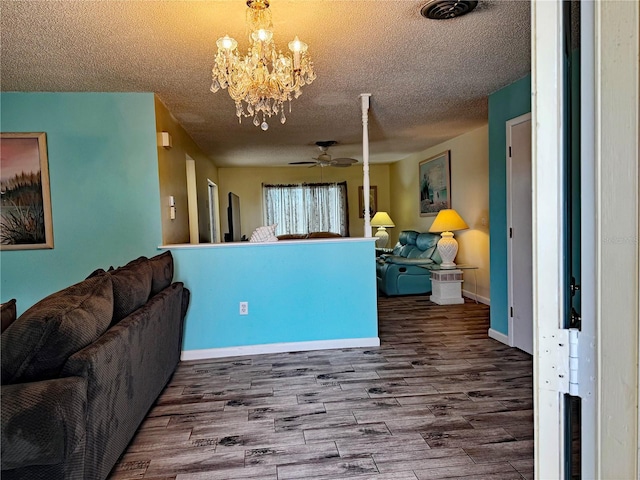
185,155,198,244
506,112,532,352
207,179,221,243
532,0,566,477
532,1,639,477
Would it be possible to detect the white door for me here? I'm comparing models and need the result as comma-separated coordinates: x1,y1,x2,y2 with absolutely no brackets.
507,114,533,355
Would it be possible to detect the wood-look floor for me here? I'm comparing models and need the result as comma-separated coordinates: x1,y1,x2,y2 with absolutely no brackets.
109,295,533,480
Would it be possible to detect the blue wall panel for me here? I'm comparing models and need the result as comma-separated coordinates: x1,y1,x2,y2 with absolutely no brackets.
488,76,532,335
0,93,161,314
170,240,378,351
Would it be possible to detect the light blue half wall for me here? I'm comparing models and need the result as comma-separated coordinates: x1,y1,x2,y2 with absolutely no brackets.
0,92,162,314
168,239,379,357
488,75,532,335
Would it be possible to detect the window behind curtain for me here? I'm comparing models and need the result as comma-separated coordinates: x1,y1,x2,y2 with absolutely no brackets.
263,182,349,236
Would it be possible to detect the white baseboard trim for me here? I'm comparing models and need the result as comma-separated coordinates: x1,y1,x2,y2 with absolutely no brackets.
462,289,491,305
488,328,510,346
181,337,381,361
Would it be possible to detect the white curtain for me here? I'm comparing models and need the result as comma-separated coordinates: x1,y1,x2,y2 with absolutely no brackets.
263,182,349,236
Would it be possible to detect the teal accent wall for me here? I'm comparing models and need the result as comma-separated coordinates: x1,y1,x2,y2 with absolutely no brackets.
0,93,161,314
170,240,378,350
488,76,531,335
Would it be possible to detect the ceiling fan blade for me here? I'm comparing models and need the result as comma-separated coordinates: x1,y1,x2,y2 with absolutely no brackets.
332,157,358,165
331,162,353,168
289,161,317,165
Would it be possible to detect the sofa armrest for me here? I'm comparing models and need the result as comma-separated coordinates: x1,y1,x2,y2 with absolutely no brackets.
1,377,87,471
384,256,435,267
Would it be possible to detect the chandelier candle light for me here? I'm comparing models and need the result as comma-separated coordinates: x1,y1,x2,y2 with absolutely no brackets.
428,208,469,268
210,0,316,131
370,212,395,248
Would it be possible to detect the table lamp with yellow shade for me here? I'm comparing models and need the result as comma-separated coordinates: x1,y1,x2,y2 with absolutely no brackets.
370,211,395,248
428,209,469,268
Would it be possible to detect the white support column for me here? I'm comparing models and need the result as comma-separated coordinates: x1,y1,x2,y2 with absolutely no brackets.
360,93,372,237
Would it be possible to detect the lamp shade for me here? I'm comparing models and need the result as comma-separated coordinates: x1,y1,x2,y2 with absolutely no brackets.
370,211,395,227
428,209,469,233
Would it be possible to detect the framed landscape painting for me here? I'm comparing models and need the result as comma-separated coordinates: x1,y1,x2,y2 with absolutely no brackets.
0,132,54,250
419,150,451,216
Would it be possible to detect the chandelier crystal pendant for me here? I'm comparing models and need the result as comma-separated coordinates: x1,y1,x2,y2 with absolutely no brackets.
210,0,316,131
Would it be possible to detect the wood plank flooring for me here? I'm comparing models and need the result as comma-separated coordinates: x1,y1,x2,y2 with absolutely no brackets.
109,295,533,480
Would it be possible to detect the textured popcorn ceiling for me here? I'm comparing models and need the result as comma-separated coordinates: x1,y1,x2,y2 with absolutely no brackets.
0,0,531,167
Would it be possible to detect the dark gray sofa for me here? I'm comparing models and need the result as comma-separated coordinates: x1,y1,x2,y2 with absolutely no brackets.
1,251,189,480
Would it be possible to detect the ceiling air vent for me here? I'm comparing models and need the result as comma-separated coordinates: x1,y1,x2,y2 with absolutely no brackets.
420,0,478,20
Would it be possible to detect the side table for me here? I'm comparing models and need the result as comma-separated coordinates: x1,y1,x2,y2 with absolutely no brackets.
419,264,478,305
430,269,465,305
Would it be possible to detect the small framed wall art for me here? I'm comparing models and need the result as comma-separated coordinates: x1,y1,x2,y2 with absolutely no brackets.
0,132,54,250
358,185,377,218
419,150,451,216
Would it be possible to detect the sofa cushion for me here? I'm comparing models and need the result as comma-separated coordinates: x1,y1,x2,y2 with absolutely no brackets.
277,233,308,240
110,257,152,324
1,273,113,384
86,268,106,279
386,256,434,266
398,230,419,246
149,251,174,297
399,244,415,257
405,230,419,245
430,246,442,264
416,232,439,250
406,246,425,259
307,232,342,239
1,299,17,333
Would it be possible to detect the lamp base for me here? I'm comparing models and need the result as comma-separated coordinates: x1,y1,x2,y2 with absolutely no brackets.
374,227,389,248
436,231,458,268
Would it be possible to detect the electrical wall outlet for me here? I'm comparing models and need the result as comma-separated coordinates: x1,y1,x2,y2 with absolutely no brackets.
239,301,248,315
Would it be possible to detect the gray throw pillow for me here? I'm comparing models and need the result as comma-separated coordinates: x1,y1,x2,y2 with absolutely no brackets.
1,299,17,333
149,251,174,297
1,273,114,384
110,256,152,324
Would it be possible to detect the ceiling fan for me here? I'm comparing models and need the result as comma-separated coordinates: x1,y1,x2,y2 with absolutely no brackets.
289,141,358,168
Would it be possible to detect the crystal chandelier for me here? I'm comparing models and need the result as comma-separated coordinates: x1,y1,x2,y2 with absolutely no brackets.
210,0,316,131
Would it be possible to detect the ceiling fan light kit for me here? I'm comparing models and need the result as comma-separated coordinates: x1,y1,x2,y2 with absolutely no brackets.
420,0,478,20
210,0,316,130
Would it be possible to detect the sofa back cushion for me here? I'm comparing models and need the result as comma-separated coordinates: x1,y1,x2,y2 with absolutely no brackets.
398,244,415,257
416,232,439,251
1,299,17,333
398,230,419,246
149,251,174,297
430,246,442,264
307,231,342,239
1,273,114,384
277,233,307,240
110,257,152,324
406,246,424,259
